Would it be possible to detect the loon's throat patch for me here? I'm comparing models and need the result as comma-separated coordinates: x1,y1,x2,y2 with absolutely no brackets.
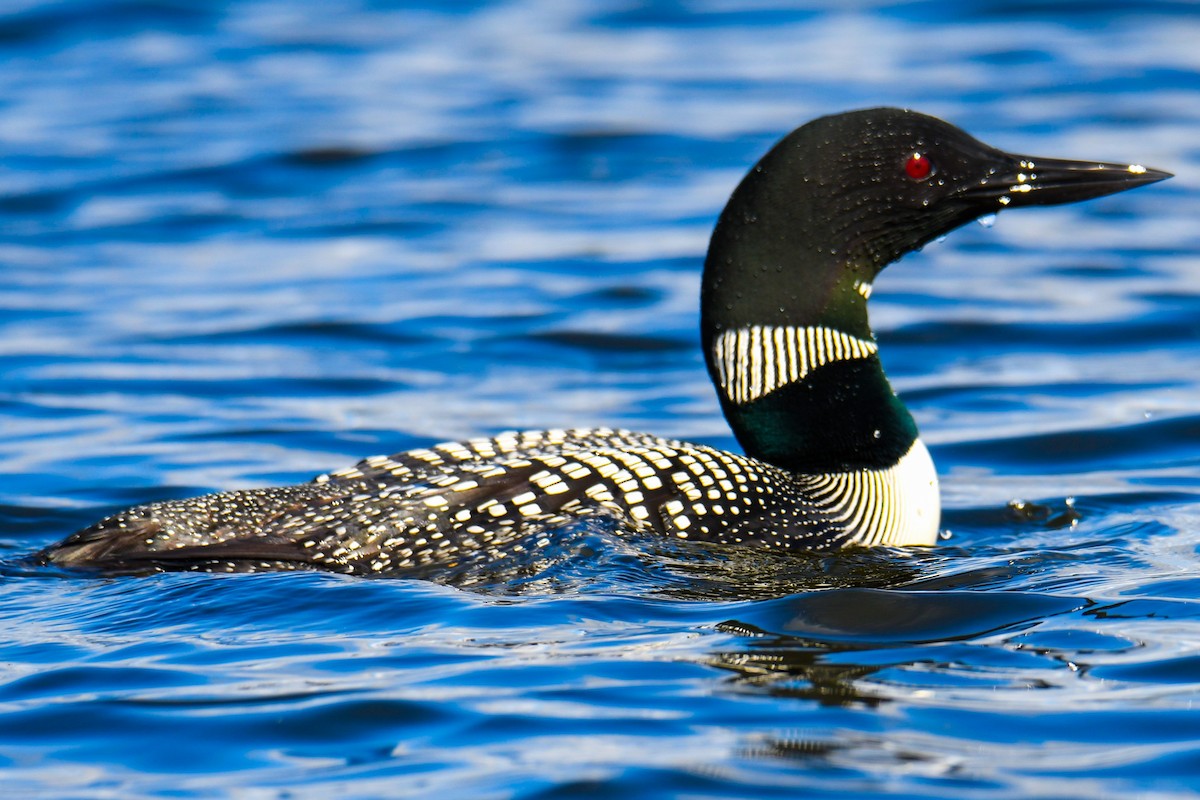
713,325,878,404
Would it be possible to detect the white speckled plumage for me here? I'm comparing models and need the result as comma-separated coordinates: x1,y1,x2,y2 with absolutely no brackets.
51,427,938,574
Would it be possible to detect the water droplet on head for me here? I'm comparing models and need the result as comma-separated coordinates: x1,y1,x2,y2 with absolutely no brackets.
977,213,997,228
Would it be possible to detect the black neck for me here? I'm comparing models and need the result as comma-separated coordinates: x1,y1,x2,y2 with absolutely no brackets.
719,354,918,473
700,129,919,474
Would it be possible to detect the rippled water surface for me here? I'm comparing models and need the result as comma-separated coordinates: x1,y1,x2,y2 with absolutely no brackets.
3,1,1200,797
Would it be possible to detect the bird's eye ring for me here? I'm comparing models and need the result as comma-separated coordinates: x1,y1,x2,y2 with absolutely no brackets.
904,152,934,181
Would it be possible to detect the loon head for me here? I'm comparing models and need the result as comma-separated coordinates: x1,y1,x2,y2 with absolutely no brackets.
703,107,1171,337
701,107,1170,472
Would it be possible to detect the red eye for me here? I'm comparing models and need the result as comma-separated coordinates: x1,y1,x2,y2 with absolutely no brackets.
905,152,933,181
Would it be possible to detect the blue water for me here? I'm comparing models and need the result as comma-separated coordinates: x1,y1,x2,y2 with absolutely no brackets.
3,0,1200,796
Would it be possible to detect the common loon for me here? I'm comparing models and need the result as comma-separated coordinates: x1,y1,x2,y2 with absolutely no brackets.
40,108,1169,575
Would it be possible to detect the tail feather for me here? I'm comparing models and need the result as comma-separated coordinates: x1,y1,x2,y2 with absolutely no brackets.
38,484,347,573
39,515,321,573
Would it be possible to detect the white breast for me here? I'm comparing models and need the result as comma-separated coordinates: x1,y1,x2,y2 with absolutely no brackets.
798,438,941,547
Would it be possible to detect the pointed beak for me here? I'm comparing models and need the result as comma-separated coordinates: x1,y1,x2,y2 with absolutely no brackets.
964,154,1171,208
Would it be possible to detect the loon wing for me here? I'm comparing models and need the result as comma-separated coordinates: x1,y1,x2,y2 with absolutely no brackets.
43,429,843,575
278,451,676,574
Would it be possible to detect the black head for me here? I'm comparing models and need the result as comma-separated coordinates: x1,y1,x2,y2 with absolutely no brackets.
702,107,1171,338
811,108,1171,270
